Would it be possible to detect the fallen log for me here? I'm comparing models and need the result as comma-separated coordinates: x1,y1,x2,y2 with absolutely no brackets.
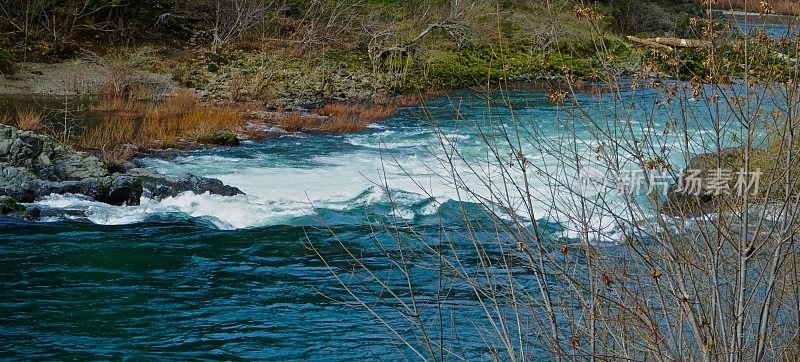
626,36,712,50
652,37,711,49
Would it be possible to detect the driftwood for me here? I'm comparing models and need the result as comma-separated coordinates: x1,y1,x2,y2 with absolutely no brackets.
372,21,467,62
652,37,711,49
627,36,712,50
626,36,673,50
628,35,798,64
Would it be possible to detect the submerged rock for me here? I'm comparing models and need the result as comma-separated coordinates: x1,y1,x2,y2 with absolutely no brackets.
0,124,244,207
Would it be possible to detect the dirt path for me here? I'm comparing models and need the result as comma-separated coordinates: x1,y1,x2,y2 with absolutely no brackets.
0,59,175,97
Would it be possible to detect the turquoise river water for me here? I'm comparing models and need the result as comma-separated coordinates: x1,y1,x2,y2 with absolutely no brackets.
0,83,764,359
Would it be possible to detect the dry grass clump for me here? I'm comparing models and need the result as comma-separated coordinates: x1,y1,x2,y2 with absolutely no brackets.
79,114,138,149
273,112,317,132
13,108,44,132
139,89,241,147
271,102,398,133
320,117,371,133
315,102,398,132
94,82,147,112
94,81,128,112
78,113,139,167
0,112,11,126
140,92,241,148
318,102,395,122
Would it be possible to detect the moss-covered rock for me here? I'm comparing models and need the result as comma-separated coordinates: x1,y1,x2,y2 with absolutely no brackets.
197,130,240,146
0,196,26,215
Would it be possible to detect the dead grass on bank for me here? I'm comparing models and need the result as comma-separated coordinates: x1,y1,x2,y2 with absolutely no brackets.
275,112,318,133
78,113,139,167
272,98,424,133
78,88,243,165
15,108,44,132
0,113,11,127
0,108,45,132
141,101,240,148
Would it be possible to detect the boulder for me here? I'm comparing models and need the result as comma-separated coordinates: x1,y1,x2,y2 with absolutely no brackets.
126,168,243,199
197,130,240,146
0,196,25,215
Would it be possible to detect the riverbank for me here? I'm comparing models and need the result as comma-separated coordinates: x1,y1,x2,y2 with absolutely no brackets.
0,0,705,159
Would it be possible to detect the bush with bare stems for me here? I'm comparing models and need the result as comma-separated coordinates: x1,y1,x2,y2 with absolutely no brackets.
207,0,270,53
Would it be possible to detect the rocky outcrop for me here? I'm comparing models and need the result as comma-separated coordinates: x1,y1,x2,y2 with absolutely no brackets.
0,124,243,207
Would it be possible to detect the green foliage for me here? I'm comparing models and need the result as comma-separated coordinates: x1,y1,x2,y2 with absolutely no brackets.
0,49,17,77
207,52,229,73
323,51,370,70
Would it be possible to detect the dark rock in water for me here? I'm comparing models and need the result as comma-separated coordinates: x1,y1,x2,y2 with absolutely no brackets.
126,168,243,199
23,206,41,220
0,124,244,207
0,195,40,221
0,196,25,215
97,176,145,206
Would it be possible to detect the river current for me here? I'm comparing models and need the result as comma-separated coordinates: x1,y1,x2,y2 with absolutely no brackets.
0,83,760,359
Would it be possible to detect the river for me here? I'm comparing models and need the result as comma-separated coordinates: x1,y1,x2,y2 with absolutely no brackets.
2,84,730,359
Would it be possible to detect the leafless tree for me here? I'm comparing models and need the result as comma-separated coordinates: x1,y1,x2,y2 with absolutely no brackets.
208,0,268,53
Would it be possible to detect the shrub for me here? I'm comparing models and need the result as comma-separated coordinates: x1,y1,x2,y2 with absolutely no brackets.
94,53,164,112
0,49,17,78
0,196,25,215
